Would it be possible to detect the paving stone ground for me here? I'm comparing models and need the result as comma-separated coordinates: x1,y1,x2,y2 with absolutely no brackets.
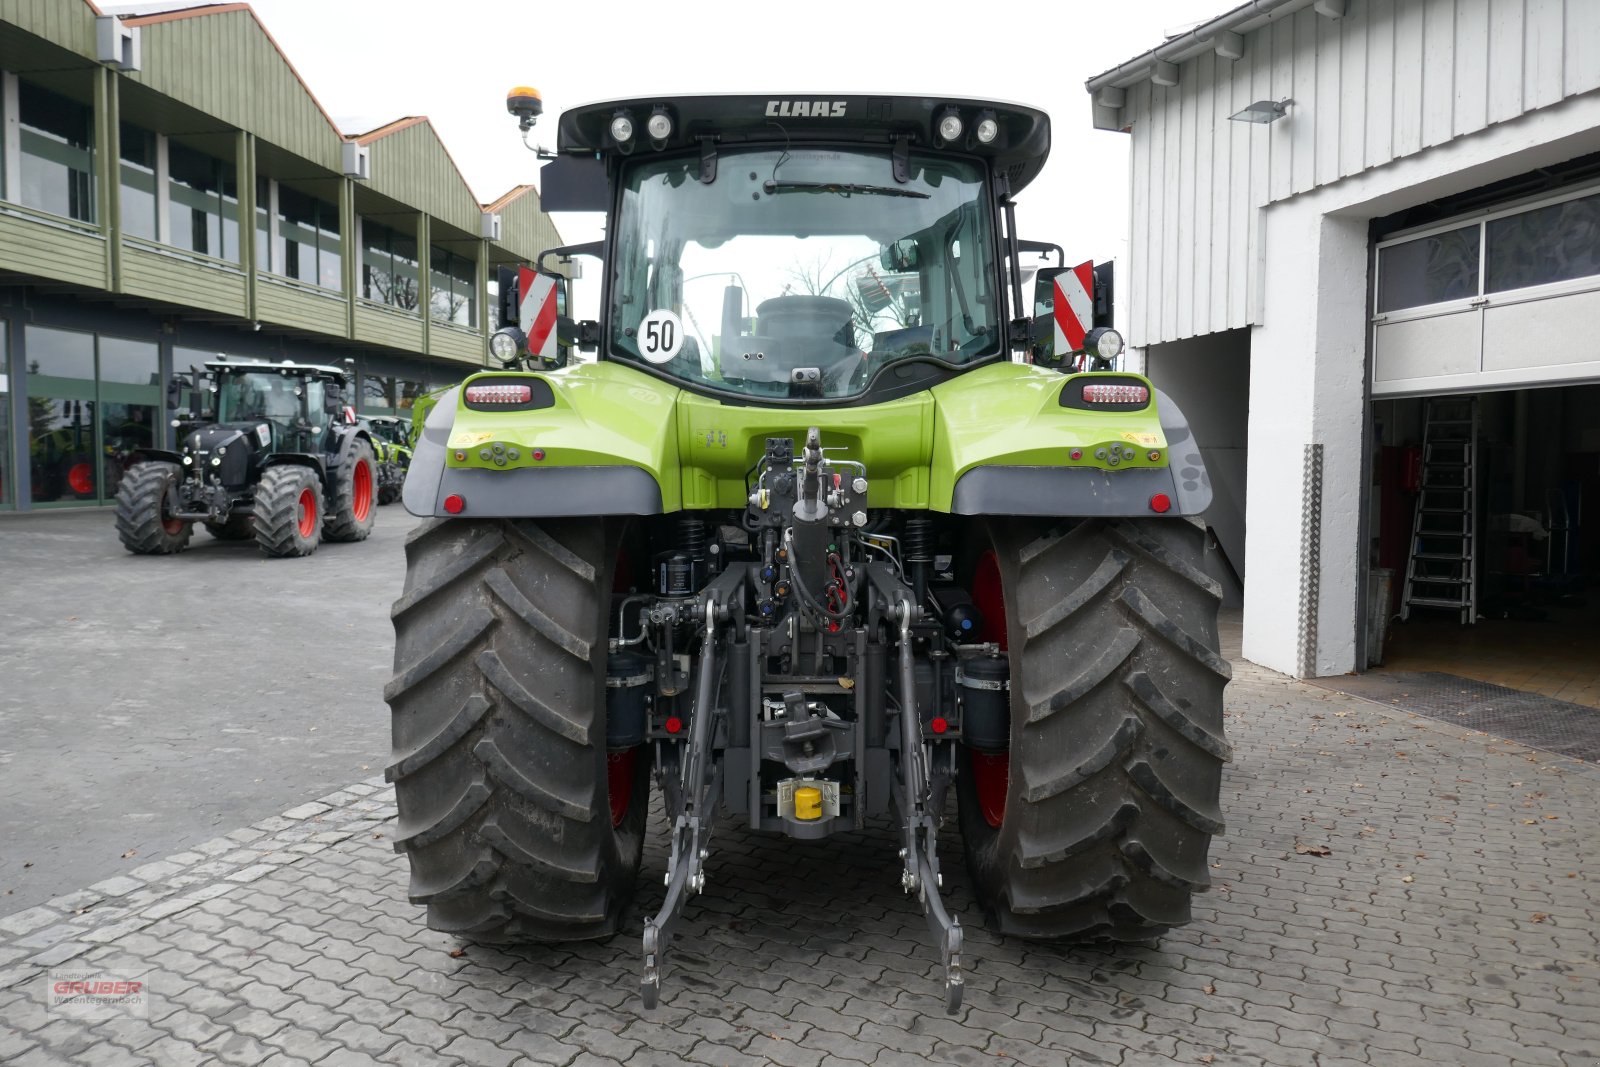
1,649,1596,1066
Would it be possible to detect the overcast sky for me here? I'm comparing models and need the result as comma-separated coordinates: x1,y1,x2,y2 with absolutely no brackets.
242,0,1224,274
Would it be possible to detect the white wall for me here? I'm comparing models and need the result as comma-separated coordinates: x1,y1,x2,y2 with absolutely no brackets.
1239,90,1600,677
1115,0,1600,349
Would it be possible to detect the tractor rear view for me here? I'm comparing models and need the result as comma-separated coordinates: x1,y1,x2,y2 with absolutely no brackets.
115,360,377,558
359,415,414,505
386,92,1229,1013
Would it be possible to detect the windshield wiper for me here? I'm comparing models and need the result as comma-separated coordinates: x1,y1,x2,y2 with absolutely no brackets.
763,180,929,199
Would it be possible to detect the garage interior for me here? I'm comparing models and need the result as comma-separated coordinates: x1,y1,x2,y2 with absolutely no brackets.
1369,386,1600,709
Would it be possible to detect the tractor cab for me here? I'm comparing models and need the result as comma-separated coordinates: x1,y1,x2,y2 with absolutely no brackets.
207,361,351,456
495,95,1119,402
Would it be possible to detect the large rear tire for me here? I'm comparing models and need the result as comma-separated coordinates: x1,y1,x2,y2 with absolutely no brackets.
957,517,1231,941
324,439,377,542
252,465,322,558
385,518,648,941
114,462,192,555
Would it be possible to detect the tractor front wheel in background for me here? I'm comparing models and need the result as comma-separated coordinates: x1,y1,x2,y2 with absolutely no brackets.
205,513,255,540
324,439,377,542
252,465,323,558
956,517,1231,942
386,518,648,941
114,461,192,555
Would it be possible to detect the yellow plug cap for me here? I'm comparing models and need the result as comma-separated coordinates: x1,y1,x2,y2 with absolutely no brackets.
794,786,822,821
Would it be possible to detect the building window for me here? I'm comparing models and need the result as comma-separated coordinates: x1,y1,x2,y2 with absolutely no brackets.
17,81,94,224
1486,190,1600,294
274,185,342,291
0,321,11,509
429,246,477,327
255,176,272,272
119,122,158,241
23,326,158,506
396,378,425,411
167,142,238,260
362,220,420,313
1376,224,1480,314
361,373,394,415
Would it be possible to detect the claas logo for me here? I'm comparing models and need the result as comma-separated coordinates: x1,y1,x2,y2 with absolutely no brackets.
765,100,847,118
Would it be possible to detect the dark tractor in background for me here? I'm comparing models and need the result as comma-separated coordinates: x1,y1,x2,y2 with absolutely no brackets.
358,415,413,505
114,359,377,558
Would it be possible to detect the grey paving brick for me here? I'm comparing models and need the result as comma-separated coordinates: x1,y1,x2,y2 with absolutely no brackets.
259,1023,341,1062
325,1018,399,1055
438,1034,519,1067
5,654,1595,1067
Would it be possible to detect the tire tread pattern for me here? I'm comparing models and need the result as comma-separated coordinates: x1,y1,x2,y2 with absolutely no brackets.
385,518,645,943
324,438,377,543
960,517,1229,942
252,466,321,558
114,462,192,555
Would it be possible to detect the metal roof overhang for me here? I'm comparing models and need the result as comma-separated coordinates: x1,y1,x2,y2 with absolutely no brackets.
1083,0,1340,131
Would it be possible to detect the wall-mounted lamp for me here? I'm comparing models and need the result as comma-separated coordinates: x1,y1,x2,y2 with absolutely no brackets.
1228,99,1292,124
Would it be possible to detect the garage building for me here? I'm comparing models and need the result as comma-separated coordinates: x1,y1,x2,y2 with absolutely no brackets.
1087,0,1600,704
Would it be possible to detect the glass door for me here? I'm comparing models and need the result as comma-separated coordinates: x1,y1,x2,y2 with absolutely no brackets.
24,326,160,506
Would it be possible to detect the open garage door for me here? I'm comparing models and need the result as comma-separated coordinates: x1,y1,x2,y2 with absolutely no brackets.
1368,383,1599,709
1371,183,1600,398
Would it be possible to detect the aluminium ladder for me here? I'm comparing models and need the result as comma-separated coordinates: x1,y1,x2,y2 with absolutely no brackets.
1400,396,1479,624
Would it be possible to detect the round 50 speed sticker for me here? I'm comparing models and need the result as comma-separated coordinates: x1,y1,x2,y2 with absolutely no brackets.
638,309,684,364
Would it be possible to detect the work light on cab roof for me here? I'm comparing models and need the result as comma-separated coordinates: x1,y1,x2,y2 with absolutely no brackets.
385,88,1227,1023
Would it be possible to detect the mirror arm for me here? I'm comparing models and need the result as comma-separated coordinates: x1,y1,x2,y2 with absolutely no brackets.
537,240,605,275
996,175,1027,348
1015,239,1065,267
891,135,911,184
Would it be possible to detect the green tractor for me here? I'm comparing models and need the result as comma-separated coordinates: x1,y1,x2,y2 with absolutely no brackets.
358,414,414,505
115,359,377,557
387,92,1228,1013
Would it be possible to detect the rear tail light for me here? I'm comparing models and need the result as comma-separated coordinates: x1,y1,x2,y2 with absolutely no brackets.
465,383,532,404
1081,383,1149,405
443,494,466,514
1149,493,1172,513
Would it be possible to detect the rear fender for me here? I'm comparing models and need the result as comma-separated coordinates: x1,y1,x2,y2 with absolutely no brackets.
933,366,1212,517
403,365,680,518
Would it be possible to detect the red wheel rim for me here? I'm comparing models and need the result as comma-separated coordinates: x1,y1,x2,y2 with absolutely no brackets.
67,462,94,496
606,748,638,827
297,487,318,538
162,515,185,535
352,458,373,521
970,548,1010,829
971,752,1010,829
972,551,1008,652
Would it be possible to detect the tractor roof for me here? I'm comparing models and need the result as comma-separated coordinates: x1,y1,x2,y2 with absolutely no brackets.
205,359,349,381
555,94,1052,192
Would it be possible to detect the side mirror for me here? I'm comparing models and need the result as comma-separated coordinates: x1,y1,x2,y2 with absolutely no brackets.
1030,266,1069,366
1029,261,1116,369
880,238,919,272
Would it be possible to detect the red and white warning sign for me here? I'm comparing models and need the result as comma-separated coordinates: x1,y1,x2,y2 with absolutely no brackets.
518,266,559,362
1053,260,1094,354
